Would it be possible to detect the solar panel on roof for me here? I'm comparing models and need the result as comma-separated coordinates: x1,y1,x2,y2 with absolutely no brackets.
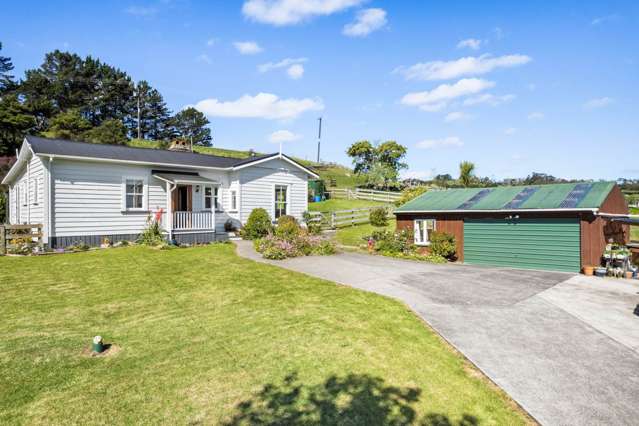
559,183,593,208
457,189,492,209
502,186,539,209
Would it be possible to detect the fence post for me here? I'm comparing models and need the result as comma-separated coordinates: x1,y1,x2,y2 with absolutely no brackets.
0,225,5,255
37,225,44,251
331,212,336,229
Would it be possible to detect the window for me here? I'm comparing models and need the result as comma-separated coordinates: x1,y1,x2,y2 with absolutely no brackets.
204,187,213,210
414,219,436,245
230,190,237,211
214,187,220,211
274,185,288,219
21,183,27,207
125,179,144,210
33,178,39,205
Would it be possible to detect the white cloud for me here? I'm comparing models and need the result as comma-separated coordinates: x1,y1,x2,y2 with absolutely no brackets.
258,57,307,73
396,54,531,81
583,97,614,110
527,111,544,120
591,14,619,25
125,6,157,16
233,41,263,55
401,78,494,112
286,64,305,79
268,130,301,143
417,136,463,149
206,38,218,46
463,93,515,107
343,8,387,37
504,127,517,135
242,0,364,26
196,54,212,64
457,38,481,50
444,111,472,122
193,92,323,120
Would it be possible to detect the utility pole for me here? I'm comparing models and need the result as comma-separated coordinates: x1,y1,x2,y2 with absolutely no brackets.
136,82,141,140
316,116,322,163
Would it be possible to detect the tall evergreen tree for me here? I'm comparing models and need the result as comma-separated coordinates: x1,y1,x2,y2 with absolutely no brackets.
130,81,171,140
0,94,36,155
0,42,15,93
171,107,212,146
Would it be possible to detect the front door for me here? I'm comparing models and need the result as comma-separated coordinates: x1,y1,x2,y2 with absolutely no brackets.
172,185,192,212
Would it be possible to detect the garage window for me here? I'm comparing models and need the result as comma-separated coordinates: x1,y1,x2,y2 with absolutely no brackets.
414,219,436,245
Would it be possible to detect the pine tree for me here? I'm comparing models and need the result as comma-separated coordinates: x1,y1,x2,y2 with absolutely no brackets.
0,42,15,93
130,81,171,141
171,107,212,147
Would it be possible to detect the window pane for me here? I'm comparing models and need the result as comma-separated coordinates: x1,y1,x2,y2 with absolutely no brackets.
205,198,212,209
205,187,212,196
126,195,134,208
134,195,143,208
126,183,135,193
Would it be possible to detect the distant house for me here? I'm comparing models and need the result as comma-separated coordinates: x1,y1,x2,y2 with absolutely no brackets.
394,183,629,272
1,136,318,247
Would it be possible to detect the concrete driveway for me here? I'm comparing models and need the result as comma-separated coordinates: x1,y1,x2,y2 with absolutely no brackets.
235,241,639,426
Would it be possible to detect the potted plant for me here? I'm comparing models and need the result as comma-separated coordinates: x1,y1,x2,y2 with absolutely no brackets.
583,266,595,276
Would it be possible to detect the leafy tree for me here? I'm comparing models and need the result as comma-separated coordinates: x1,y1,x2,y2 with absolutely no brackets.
346,140,375,174
434,174,452,188
0,94,36,155
83,119,128,145
524,172,559,185
43,109,92,141
395,186,429,207
171,107,212,146
346,140,408,189
458,161,476,187
0,42,15,93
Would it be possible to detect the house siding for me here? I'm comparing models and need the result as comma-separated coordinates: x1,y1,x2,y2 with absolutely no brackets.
9,154,45,226
51,159,167,237
238,158,309,223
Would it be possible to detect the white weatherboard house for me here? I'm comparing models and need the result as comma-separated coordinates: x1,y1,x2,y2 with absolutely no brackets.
2,136,318,247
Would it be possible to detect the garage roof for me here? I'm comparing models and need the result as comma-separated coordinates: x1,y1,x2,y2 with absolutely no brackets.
395,182,616,213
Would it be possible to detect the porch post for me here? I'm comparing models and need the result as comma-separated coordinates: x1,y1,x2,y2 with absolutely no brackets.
165,181,172,240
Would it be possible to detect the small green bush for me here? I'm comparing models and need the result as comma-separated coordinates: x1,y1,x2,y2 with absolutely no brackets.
302,211,323,235
275,215,301,240
429,231,456,260
138,220,165,246
369,207,388,227
241,208,273,240
371,229,414,255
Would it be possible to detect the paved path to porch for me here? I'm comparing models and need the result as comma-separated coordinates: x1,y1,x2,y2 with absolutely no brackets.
235,241,639,426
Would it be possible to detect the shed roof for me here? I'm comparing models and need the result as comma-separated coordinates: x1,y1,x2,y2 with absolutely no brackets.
395,182,616,213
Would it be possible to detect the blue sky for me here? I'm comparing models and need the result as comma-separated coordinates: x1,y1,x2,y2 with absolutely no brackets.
3,0,638,180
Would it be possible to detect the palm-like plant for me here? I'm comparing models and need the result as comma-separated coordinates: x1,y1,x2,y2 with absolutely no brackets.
459,161,476,187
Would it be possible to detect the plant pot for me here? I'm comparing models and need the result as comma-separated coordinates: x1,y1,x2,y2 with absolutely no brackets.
625,271,633,279
595,268,607,278
583,266,594,276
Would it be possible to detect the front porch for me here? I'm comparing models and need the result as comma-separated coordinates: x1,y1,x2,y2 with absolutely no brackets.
153,172,219,238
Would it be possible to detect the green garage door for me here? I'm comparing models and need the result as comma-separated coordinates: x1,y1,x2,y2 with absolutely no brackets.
463,218,581,272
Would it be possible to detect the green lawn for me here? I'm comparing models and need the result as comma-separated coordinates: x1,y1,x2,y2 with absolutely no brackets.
0,245,527,425
308,198,390,212
335,220,397,247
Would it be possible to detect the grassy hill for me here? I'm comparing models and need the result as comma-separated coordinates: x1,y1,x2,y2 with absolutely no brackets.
126,139,360,188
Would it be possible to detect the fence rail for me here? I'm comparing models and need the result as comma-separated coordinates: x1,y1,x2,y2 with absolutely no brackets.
0,224,44,255
173,211,213,231
326,188,401,203
309,207,393,230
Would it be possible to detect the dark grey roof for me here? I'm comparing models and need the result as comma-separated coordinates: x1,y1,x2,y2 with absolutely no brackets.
27,135,243,169
25,135,318,176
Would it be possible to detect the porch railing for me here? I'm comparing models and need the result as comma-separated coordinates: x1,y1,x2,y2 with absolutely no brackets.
173,211,214,231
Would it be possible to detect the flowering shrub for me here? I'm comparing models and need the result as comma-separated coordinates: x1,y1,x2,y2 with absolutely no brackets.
275,215,301,240
254,232,335,260
429,231,456,260
8,236,35,255
138,208,165,246
369,229,446,263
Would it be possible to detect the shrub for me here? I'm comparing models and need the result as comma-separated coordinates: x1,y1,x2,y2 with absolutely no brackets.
8,236,35,255
254,233,336,260
275,215,301,240
429,231,456,260
369,207,388,227
241,208,273,240
302,211,323,235
371,229,414,255
67,241,90,252
138,217,165,246
395,186,429,207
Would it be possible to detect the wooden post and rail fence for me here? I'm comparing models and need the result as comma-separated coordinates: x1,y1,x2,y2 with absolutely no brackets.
0,224,44,255
308,206,393,230
326,188,401,203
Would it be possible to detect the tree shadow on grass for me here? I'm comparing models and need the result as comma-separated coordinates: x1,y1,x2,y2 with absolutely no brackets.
222,372,478,426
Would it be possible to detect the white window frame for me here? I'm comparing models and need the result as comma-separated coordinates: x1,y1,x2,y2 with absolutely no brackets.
33,178,40,205
414,219,436,246
273,184,290,219
21,182,27,207
121,176,148,212
203,186,215,211
213,187,222,212
229,189,238,212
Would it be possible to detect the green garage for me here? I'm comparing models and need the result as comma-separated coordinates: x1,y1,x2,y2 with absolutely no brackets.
394,182,629,273
463,218,581,272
